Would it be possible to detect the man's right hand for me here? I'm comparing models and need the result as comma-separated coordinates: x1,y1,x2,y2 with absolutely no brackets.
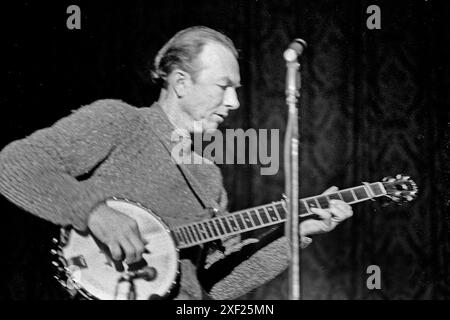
87,203,147,264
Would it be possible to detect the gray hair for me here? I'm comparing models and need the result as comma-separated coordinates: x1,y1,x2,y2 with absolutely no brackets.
151,26,238,87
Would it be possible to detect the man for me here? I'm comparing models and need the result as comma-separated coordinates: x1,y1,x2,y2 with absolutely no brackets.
0,26,352,299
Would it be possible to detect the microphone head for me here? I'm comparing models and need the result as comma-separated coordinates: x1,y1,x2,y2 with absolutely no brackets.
283,38,307,62
290,39,307,56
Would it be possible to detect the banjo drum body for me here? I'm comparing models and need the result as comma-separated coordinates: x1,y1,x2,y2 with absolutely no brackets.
55,198,179,300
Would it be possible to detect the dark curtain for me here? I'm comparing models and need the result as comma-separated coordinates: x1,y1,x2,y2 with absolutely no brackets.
0,0,448,299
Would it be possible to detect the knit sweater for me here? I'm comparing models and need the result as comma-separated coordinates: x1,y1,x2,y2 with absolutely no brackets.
0,99,300,299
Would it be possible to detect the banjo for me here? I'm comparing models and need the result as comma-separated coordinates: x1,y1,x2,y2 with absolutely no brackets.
51,174,417,300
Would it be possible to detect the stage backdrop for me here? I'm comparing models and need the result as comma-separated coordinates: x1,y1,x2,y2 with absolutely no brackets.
0,0,448,299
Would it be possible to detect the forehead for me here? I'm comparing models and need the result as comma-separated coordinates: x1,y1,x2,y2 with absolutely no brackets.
195,42,240,86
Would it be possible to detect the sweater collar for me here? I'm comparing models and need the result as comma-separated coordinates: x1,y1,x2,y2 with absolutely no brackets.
142,102,216,210
142,102,192,150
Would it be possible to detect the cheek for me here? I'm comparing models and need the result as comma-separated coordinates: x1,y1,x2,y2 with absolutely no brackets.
197,94,221,115
206,90,225,109
189,88,225,119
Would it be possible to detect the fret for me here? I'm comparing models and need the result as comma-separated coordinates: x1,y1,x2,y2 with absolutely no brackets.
340,190,356,203
227,215,239,232
316,196,329,209
178,227,188,243
305,198,319,210
252,209,263,225
234,213,246,230
328,192,343,201
194,224,204,241
214,218,226,235
353,186,369,200
176,229,187,244
180,227,191,244
207,220,219,237
300,200,311,213
181,227,193,243
172,230,183,244
202,222,213,238
192,225,203,242
220,217,232,233
314,197,321,208
273,203,286,220
187,225,198,242
197,223,207,240
262,207,273,222
258,208,270,224
275,203,287,219
272,204,282,220
266,205,280,222
370,182,384,196
299,200,309,215
349,188,358,201
200,225,209,240
242,211,255,228
194,224,205,241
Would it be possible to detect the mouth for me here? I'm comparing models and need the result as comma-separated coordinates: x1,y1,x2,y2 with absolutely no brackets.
213,113,227,123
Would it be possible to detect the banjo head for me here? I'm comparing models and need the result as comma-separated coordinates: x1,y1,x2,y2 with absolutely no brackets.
58,198,179,300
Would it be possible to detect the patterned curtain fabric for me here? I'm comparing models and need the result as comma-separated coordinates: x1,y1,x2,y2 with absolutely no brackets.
1,0,448,299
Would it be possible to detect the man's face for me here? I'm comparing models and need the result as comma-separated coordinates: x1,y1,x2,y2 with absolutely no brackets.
181,42,241,132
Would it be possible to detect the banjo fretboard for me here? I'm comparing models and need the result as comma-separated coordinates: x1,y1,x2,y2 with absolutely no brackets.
171,182,386,249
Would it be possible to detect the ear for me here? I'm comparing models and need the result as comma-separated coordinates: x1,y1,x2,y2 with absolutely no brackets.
168,69,192,98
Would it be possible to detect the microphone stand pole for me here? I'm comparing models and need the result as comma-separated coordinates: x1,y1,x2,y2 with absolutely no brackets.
283,39,306,300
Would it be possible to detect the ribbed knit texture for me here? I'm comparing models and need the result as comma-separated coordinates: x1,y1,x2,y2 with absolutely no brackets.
0,99,296,299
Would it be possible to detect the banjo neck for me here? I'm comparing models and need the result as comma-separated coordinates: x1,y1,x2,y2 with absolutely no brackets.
53,175,416,300
170,181,387,249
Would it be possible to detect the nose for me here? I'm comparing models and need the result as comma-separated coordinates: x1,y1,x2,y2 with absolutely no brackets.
224,87,240,110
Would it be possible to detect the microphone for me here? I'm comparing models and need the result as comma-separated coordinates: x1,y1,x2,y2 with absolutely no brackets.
283,39,307,62
283,37,307,301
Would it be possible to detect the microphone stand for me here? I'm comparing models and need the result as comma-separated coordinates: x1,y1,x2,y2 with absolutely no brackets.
283,39,306,300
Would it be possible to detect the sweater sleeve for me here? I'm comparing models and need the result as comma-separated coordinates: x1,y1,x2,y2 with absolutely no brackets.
0,99,139,231
207,234,311,300
202,171,312,300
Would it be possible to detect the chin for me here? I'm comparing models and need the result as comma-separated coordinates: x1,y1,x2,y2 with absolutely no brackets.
206,122,220,130
193,120,219,133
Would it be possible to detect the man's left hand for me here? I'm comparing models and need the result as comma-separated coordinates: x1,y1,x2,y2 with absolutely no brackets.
299,186,353,237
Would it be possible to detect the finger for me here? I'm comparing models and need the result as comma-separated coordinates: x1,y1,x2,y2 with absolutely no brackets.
117,235,139,264
126,232,146,261
330,199,351,210
310,208,332,227
125,218,149,246
329,200,353,219
338,202,353,218
330,200,353,212
322,186,338,195
300,219,333,236
109,241,123,261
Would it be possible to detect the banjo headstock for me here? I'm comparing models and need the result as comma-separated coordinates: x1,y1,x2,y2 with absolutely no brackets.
381,174,418,203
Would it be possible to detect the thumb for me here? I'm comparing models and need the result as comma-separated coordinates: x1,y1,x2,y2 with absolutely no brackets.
322,186,338,195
